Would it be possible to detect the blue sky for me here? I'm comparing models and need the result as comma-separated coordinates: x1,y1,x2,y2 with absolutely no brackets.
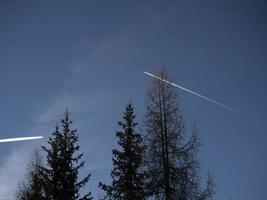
0,0,267,199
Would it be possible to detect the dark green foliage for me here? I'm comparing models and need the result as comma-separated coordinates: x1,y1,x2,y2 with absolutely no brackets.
99,103,146,200
41,111,92,200
16,150,45,200
15,71,216,200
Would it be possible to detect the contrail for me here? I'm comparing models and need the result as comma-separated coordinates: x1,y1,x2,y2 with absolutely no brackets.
0,136,43,143
144,71,262,122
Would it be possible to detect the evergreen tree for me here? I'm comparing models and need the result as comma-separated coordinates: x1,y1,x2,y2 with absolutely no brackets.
41,111,92,200
16,150,45,200
144,69,214,200
99,103,146,200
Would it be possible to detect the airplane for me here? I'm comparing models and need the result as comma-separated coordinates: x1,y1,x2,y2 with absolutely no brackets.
0,136,43,143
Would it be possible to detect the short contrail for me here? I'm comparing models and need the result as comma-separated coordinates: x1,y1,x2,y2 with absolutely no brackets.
144,71,262,122
0,136,43,143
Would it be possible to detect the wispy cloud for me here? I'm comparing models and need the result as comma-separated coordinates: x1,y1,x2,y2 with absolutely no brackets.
35,90,117,124
0,144,37,199
71,34,131,75
0,79,120,199
0,32,131,199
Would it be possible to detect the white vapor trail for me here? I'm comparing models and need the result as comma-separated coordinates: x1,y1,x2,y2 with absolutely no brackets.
0,136,43,143
144,71,262,122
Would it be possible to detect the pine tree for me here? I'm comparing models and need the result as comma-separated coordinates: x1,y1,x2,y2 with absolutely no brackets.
41,111,92,200
99,103,146,200
16,150,45,200
144,69,214,200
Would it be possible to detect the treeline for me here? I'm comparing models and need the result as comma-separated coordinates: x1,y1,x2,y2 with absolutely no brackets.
16,69,215,200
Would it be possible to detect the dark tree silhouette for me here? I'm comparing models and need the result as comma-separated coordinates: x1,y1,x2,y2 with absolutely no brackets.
144,69,214,200
99,103,146,200
16,150,45,200
40,111,92,200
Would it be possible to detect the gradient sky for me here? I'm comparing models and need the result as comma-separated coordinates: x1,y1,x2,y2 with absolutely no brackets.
0,0,267,199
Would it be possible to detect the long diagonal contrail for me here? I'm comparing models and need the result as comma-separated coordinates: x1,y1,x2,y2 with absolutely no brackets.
144,71,262,122
0,136,43,143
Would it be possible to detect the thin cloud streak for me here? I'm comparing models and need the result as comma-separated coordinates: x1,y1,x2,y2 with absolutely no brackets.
144,71,263,123
0,136,43,143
